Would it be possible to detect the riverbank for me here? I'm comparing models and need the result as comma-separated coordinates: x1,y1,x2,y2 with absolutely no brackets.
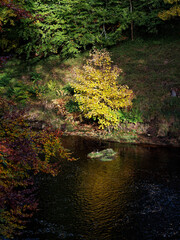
26,115,180,147
1,38,180,147
62,125,180,147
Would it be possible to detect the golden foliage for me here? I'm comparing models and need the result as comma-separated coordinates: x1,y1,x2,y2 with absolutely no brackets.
158,0,180,20
71,49,133,129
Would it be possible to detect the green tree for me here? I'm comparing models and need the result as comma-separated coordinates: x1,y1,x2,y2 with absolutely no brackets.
0,0,173,58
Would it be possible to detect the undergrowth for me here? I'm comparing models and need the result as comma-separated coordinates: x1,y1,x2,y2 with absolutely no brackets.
0,37,180,138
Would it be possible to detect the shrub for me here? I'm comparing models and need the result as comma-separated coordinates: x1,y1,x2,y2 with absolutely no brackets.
65,99,80,113
118,107,143,124
0,74,30,103
71,49,134,129
0,72,48,102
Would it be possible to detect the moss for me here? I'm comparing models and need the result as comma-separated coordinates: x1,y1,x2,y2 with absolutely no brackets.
87,148,117,161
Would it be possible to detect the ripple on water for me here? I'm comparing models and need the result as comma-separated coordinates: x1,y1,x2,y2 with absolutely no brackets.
15,136,180,240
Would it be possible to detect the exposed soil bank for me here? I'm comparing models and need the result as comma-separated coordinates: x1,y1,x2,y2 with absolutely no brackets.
61,122,180,148
63,131,180,148
27,113,180,147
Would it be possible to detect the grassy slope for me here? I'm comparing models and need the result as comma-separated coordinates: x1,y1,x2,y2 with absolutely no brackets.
111,38,180,121
1,38,180,145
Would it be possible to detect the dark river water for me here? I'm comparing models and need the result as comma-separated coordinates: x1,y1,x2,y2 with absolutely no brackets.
17,136,180,240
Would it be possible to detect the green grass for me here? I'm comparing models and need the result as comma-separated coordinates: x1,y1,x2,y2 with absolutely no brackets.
1,37,180,137
111,38,180,121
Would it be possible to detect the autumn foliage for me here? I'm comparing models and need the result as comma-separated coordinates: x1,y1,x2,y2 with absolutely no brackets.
71,49,133,129
0,97,74,238
158,0,180,20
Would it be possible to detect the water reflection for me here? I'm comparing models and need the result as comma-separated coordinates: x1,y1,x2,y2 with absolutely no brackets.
8,136,180,240
74,157,136,239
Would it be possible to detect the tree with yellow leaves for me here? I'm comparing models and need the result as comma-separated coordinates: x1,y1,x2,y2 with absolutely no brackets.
71,49,134,129
158,0,180,20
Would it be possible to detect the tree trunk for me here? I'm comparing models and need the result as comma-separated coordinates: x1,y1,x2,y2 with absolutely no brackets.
129,0,134,41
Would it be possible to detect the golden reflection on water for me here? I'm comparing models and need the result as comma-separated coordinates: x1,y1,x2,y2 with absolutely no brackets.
33,136,180,240
74,153,135,238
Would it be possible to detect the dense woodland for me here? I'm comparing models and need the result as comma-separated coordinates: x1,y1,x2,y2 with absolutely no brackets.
0,0,180,58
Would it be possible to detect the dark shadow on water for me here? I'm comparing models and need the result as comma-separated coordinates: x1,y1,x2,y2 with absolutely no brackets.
13,136,180,240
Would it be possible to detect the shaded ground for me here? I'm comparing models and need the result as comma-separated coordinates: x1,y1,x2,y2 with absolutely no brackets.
0,38,180,147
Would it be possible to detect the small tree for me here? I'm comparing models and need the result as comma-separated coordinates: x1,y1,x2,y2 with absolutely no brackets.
71,49,134,129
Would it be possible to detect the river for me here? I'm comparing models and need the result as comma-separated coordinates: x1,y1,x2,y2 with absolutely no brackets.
9,136,180,239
